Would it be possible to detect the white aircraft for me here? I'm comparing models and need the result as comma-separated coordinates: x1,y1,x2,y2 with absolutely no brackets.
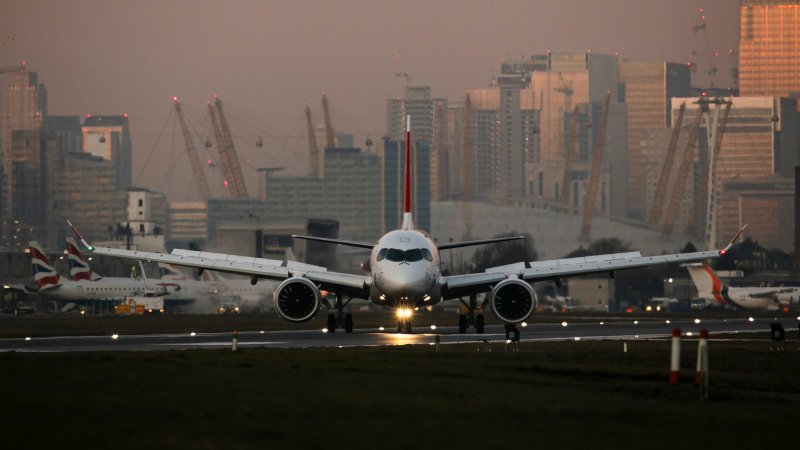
686,262,800,310
29,241,164,302
68,116,743,333
157,263,277,312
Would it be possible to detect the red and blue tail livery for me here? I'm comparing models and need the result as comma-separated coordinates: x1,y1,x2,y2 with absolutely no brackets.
29,241,61,291
66,237,100,281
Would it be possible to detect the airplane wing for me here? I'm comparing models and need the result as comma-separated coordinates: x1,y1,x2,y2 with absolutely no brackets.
440,224,747,301
292,235,375,249
68,221,370,299
438,236,525,250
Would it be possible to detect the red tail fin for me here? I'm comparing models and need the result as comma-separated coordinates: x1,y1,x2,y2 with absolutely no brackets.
401,115,414,229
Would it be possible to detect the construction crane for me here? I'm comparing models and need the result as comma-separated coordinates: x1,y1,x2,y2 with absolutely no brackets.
460,94,474,240
207,100,239,198
0,64,25,75
558,105,581,209
304,103,321,177
173,97,211,201
214,96,249,198
321,93,336,149
579,93,611,242
661,103,705,237
648,102,686,227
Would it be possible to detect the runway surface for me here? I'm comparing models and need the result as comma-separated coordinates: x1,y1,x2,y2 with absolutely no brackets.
1,317,798,352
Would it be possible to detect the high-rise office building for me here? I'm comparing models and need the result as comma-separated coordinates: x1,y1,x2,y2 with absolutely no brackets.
619,62,691,219
738,1,800,98
47,116,83,153
2,68,47,217
386,86,448,203
82,115,132,190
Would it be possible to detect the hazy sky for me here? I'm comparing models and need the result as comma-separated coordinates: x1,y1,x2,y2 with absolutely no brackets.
0,0,741,201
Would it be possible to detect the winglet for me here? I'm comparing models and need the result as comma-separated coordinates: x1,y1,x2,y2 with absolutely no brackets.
66,219,94,252
720,224,747,255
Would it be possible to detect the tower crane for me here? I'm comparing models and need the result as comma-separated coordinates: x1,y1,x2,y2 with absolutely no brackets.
558,105,580,209
0,64,25,75
579,93,610,242
173,97,211,201
207,100,238,198
648,102,686,227
214,96,249,198
304,103,321,177
661,104,705,237
321,93,336,149
700,99,732,247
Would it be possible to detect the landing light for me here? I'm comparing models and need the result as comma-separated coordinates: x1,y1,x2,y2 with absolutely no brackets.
395,308,413,319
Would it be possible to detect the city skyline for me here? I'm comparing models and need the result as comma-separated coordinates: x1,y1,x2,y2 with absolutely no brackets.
0,0,740,201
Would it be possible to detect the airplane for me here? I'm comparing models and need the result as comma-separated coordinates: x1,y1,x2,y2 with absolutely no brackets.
66,237,101,281
67,116,744,334
686,262,800,310
28,241,166,303
157,262,278,312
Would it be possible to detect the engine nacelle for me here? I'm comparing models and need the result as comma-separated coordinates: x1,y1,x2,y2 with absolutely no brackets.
489,278,536,323
273,277,321,323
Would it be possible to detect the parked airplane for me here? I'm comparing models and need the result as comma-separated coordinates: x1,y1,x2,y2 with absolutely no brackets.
686,262,800,310
68,117,743,333
29,241,164,302
66,237,101,281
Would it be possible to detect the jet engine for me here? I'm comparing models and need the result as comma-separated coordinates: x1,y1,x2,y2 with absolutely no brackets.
273,277,321,323
489,278,536,323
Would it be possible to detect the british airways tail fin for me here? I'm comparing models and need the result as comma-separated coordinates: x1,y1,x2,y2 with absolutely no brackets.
401,115,415,230
29,241,60,291
66,237,100,281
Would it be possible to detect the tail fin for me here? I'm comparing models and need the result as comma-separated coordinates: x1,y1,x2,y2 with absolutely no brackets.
686,262,726,305
401,115,415,230
158,262,187,280
66,237,100,281
29,241,60,291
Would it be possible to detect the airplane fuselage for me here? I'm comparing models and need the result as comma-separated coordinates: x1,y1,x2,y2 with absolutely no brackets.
368,228,442,308
42,278,160,301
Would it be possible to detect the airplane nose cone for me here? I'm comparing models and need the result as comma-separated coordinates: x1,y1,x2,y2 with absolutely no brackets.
376,263,431,298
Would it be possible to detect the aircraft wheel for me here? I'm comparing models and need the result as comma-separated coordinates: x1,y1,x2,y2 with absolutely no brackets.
476,315,485,334
458,314,467,334
344,313,353,333
326,313,336,333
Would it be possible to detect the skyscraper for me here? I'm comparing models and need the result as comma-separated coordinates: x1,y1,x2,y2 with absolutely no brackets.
2,68,47,217
82,115,132,190
619,62,691,219
739,1,800,98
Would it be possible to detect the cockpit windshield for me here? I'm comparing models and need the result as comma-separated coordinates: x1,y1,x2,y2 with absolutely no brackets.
377,248,434,263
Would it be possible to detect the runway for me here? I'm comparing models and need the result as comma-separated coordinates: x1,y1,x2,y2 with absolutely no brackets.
1,317,797,352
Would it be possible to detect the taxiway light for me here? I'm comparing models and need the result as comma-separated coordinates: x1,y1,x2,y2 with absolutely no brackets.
694,319,701,324
634,320,639,325
322,328,329,333
561,321,568,327
430,325,437,330
25,337,31,341
260,331,265,334
111,334,119,340
379,327,385,331
574,337,581,341
521,322,528,327
506,339,512,344
687,332,693,336
190,332,196,337
748,317,755,322
599,322,604,325
666,320,671,324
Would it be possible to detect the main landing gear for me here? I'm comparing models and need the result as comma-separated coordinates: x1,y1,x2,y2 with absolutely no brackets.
324,292,353,333
458,293,485,334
